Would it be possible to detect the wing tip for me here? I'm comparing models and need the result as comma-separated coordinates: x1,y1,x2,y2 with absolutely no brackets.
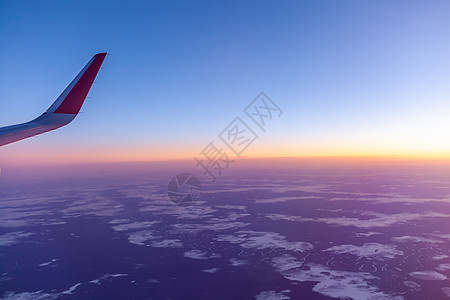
52,53,107,115
94,52,107,59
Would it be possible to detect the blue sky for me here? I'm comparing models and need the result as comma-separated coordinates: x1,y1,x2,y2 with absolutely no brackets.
1,0,450,164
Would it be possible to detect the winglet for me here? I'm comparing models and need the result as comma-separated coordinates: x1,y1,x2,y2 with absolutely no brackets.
0,53,107,148
52,53,107,114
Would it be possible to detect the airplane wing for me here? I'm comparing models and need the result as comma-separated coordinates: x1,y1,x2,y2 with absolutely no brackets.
0,53,107,147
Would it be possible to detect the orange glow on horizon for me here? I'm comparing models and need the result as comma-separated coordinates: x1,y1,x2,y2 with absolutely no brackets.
2,136,450,168
3,144,450,168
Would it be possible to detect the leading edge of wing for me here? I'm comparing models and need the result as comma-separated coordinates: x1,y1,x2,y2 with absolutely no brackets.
0,53,106,147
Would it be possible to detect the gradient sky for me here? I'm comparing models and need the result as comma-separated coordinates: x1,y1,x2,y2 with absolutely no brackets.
1,0,450,166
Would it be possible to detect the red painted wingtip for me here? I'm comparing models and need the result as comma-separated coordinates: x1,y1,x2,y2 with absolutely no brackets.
94,52,107,58
54,53,107,114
